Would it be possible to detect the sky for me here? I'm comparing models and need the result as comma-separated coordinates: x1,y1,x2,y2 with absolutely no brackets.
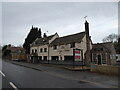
0,1,119,46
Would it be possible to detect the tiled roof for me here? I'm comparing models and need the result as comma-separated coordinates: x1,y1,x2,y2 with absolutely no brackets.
51,32,85,45
30,34,55,46
93,42,116,54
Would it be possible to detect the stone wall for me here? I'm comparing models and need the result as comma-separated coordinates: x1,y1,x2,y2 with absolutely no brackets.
91,65,120,76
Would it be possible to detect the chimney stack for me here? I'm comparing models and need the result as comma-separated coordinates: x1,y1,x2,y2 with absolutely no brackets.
84,20,91,65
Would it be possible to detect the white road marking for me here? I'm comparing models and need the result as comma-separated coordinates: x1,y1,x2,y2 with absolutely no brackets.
9,82,19,90
0,70,5,77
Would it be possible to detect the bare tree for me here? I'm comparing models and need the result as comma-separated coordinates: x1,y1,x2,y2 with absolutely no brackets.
102,33,118,43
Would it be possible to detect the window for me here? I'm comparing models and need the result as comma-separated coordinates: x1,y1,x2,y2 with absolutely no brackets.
44,48,47,52
70,42,75,48
102,54,106,64
53,45,57,50
32,49,34,54
94,48,103,51
93,54,97,64
35,49,37,53
34,42,37,45
40,48,43,53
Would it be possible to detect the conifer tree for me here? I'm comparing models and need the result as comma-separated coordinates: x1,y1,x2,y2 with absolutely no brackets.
23,26,42,54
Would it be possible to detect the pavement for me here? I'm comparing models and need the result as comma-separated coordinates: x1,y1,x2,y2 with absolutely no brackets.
1,60,120,89
11,61,90,71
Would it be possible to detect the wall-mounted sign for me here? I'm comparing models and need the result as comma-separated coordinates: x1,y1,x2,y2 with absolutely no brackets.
73,49,83,61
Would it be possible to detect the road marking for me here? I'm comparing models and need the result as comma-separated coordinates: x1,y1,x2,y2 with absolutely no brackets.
80,79,119,88
0,70,5,77
9,82,19,90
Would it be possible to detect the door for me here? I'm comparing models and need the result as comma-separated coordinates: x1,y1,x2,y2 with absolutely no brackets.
97,55,101,65
44,56,47,60
51,56,59,60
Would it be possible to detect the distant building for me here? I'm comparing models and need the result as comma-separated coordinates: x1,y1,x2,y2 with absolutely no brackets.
6,45,27,61
30,20,92,64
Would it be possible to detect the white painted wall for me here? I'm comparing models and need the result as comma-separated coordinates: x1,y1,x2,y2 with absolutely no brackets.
30,34,93,61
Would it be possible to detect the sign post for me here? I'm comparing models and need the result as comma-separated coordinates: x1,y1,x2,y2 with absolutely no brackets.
73,49,83,69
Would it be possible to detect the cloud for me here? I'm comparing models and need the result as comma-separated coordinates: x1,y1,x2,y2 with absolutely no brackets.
2,2,118,46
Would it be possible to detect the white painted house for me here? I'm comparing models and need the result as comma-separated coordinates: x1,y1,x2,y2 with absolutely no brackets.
30,20,92,64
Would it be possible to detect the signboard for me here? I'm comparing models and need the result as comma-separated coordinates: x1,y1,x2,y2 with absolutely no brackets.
73,49,83,61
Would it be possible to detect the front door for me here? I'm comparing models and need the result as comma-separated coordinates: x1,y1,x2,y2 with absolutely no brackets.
97,55,101,65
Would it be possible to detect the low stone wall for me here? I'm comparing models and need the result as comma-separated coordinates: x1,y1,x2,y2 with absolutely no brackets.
91,65,120,76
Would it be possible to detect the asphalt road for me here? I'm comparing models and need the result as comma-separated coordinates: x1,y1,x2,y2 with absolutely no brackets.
1,60,119,89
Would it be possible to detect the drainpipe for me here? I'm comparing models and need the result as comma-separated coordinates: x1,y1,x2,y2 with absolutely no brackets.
48,44,49,64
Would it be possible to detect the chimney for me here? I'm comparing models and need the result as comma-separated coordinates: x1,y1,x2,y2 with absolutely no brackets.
32,25,33,29
43,33,47,38
84,20,91,65
85,20,89,37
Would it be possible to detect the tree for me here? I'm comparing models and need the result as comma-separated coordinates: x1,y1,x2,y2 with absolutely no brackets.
102,33,120,54
102,33,118,43
2,45,7,52
23,26,42,54
2,45,11,59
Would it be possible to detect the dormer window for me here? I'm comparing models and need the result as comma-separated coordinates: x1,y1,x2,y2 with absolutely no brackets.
70,42,75,48
43,39,46,42
34,42,37,45
53,45,57,50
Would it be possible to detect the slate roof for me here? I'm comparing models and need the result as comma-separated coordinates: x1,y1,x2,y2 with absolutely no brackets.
30,34,55,46
51,32,85,46
92,42,116,54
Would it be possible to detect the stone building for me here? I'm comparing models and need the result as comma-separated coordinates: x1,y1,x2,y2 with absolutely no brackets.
91,42,117,65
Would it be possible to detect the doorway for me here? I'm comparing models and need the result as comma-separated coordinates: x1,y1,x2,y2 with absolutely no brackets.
97,55,101,65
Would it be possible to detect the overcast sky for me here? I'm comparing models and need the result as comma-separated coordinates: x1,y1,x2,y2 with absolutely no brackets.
1,1,118,46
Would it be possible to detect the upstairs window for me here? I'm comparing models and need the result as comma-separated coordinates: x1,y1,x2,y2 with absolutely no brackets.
70,42,75,48
94,48,103,51
35,49,37,53
34,42,37,45
53,45,57,50
32,49,34,54
44,48,47,52
40,48,43,53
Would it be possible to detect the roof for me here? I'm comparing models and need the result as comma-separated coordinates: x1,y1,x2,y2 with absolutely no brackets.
30,34,55,46
7,47,25,53
92,42,116,54
51,32,85,45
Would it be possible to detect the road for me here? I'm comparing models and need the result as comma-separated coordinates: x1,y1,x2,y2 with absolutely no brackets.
0,60,119,89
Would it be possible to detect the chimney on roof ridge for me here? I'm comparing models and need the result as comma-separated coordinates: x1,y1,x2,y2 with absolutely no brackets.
43,33,47,38
85,20,89,37
32,25,34,29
